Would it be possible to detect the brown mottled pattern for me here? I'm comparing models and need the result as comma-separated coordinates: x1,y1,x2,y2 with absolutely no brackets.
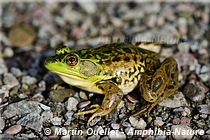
73,43,161,93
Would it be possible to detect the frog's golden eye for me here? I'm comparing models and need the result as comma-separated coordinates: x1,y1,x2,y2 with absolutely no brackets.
66,55,78,66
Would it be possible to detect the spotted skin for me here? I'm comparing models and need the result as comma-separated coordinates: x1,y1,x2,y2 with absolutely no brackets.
45,42,178,124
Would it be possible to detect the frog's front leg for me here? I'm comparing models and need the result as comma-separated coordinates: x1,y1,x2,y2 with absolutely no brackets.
132,57,178,118
77,81,124,124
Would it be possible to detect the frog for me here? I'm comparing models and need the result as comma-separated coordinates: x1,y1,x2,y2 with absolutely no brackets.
44,42,178,124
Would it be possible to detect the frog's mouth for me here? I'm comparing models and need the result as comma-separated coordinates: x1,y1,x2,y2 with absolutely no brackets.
50,71,103,94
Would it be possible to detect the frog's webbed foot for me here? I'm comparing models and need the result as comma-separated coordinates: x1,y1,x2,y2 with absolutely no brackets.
77,81,124,125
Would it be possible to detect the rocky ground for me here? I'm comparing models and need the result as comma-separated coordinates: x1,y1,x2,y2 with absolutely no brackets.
0,2,210,140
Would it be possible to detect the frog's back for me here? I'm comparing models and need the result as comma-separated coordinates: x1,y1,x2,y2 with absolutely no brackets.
77,43,160,94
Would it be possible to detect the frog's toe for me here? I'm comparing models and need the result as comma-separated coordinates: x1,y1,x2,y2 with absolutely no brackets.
87,109,106,125
76,104,100,115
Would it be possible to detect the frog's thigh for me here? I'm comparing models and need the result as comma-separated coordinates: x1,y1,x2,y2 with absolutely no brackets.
87,81,124,124
147,57,178,114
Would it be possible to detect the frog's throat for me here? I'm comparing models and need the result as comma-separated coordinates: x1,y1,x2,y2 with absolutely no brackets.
50,71,103,94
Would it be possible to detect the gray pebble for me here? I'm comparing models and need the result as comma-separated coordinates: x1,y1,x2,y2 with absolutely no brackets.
129,117,147,129
89,116,101,126
51,117,62,125
0,134,14,139
41,110,53,122
197,105,210,114
0,117,5,130
3,73,19,89
77,1,97,14
87,135,100,140
154,117,164,126
171,125,194,140
17,113,43,132
21,75,37,85
39,103,51,110
111,123,120,130
122,122,131,128
159,92,188,108
100,136,109,140
10,67,22,77
108,130,126,140
64,111,74,121
0,58,8,75
66,97,79,111
2,100,42,118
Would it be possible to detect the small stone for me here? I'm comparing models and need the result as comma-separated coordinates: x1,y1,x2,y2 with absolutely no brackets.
154,117,164,126
171,125,194,140
108,130,126,140
17,113,43,131
100,136,109,140
77,1,96,14
117,101,125,112
111,123,120,130
39,103,50,110
51,103,65,114
174,52,197,67
2,100,42,118
126,94,138,103
49,89,75,103
0,89,9,103
183,82,205,102
0,58,8,75
89,116,101,126
197,105,210,114
3,73,19,89
87,135,100,140
180,117,191,125
78,101,91,109
0,117,5,130
129,117,147,129
32,93,44,102
4,125,22,135
18,93,28,99
4,47,14,57
0,134,14,139
172,118,181,125
8,24,36,47
51,117,62,125
178,42,190,53
122,122,131,128
159,92,188,108
41,110,53,122
79,91,88,100
66,97,79,111
21,75,37,85
38,80,46,92
64,111,74,121
126,102,135,110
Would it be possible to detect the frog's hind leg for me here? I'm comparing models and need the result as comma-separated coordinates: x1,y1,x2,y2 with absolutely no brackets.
130,57,178,120
77,81,124,125
144,57,178,117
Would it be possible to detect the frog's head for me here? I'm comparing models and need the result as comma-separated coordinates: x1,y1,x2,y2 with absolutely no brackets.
44,45,102,92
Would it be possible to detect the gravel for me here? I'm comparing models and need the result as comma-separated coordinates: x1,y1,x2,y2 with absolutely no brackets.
1,2,209,139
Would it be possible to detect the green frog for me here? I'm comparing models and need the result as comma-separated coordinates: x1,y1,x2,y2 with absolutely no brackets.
44,42,178,124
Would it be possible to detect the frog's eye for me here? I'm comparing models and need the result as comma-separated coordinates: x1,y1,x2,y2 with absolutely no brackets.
66,55,78,66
